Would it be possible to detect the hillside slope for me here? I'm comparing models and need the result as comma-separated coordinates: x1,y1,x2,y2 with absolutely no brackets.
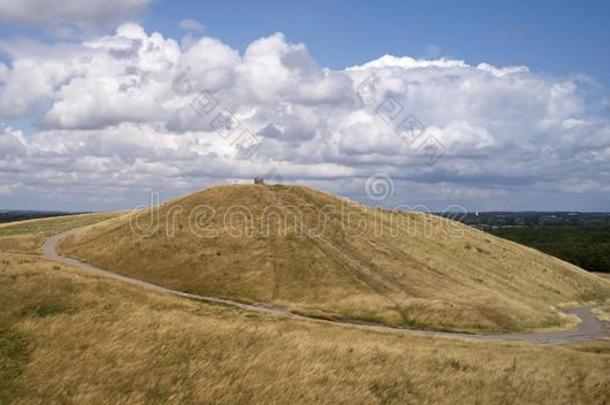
2,253,610,404
59,184,610,332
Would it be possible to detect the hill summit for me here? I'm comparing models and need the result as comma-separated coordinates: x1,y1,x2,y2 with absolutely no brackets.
59,184,610,332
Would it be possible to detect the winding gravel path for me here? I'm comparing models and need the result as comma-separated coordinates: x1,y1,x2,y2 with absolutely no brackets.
42,229,610,345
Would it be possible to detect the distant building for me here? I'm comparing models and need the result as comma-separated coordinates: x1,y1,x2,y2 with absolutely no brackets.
254,177,265,185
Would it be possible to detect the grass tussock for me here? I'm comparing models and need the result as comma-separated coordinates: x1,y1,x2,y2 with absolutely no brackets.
593,303,610,321
1,253,610,404
61,184,610,332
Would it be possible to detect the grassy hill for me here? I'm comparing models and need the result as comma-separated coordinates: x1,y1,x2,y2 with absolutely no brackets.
2,253,610,404
59,184,610,332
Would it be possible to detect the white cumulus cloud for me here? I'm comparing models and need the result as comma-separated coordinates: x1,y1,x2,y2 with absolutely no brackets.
0,23,609,211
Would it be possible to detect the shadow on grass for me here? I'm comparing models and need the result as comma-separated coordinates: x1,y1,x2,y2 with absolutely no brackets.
0,327,30,404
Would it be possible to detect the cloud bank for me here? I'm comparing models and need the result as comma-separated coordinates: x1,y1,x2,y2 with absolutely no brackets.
0,0,151,37
0,23,609,211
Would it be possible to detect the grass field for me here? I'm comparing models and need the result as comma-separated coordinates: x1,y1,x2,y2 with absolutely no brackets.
60,184,610,333
0,213,120,254
1,252,609,404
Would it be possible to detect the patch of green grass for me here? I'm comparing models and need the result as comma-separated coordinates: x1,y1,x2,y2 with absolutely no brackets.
0,327,30,404
0,212,119,238
567,341,610,355
22,303,71,318
368,380,412,404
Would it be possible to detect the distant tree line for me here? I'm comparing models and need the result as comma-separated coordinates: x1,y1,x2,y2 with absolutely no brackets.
457,212,610,228
487,227,610,273
435,212,610,273
0,211,73,224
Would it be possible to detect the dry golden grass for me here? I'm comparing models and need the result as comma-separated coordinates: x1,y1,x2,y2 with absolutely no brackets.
594,273,610,281
0,213,119,254
593,303,610,321
1,253,610,404
0,234,45,254
60,184,610,332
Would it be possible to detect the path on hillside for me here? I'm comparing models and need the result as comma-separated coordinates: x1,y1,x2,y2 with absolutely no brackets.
42,229,610,345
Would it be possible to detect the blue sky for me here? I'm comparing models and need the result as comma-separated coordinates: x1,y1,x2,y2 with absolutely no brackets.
2,1,609,86
146,0,610,87
0,0,609,211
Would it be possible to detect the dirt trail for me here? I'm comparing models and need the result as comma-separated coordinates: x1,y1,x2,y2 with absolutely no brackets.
42,229,610,345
